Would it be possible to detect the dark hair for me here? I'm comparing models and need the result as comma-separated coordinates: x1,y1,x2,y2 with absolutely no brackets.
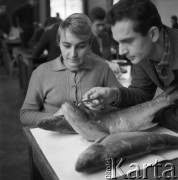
106,0,163,36
171,15,177,22
89,7,106,22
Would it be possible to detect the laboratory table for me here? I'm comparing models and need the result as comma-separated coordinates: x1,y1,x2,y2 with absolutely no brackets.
23,126,178,180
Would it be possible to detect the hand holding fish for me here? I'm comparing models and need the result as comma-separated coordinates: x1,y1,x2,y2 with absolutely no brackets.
83,87,120,110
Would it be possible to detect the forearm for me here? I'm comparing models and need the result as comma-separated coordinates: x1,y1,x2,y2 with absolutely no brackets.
114,63,157,107
117,86,155,108
19,70,52,126
20,108,53,127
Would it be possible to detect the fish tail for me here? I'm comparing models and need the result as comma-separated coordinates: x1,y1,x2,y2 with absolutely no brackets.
138,122,158,131
36,116,76,133
36,116,62,128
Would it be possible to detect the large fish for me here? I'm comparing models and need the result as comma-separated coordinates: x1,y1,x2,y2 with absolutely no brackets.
75,131,178,173
61,87,178,141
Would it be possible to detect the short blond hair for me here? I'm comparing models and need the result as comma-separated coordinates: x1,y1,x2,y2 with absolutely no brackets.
56,13,93,43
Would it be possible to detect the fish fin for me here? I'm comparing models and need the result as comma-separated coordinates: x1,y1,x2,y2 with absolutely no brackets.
164,84,178,95
138,123,158,131
155,84,178,98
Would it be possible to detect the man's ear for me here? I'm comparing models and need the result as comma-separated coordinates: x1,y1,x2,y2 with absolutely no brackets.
149,26,159,43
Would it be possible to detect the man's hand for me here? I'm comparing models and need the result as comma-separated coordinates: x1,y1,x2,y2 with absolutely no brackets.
82,87,120,110
106,61,122,74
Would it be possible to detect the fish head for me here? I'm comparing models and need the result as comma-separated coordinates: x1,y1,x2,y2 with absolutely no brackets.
61,102,108,141
75,143,107,173
61,102,90,134
61,102,89,123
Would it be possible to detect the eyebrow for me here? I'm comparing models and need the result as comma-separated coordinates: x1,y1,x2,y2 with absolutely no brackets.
61,41,87,45
119,37,135,43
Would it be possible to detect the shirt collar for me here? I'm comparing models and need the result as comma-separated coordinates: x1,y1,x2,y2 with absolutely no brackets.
157,28,170,67
150,28,175,86
49,54,93,71
149,28,170,66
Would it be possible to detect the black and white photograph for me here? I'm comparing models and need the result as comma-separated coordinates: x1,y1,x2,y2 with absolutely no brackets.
0,0,178,179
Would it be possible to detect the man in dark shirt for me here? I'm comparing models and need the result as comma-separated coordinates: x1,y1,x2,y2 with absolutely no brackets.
89,7,121,74
84,0,178,131
171,15,178,29
32,18,62,62
89,7,112,60
11,0,36,48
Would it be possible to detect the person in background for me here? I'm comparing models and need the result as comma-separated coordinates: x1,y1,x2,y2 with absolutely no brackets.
171,15,178,29
20,13,121,127
0,5,11,39
83,0,178,130
29,17,61,49
32,17,62,62
11,0,36,48
56,12,63,22
89,7,121,75
89,7,112,60
28,22,44,49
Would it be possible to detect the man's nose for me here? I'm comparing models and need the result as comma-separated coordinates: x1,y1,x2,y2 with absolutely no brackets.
119,44,128,56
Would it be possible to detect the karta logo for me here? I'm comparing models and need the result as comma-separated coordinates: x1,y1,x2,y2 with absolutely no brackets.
105,158,177,179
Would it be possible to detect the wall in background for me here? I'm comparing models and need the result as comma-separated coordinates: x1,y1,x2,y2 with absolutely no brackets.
152,0,178,28
39,0,48,24
86,0,112,14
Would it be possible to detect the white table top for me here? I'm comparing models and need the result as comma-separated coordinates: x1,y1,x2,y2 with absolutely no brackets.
30,126,178,180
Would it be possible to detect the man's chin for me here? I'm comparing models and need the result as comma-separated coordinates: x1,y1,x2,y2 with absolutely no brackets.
130,58,142,65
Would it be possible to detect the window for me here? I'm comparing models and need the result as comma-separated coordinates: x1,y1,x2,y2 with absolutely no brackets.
113,0,120,5
50,0,84,20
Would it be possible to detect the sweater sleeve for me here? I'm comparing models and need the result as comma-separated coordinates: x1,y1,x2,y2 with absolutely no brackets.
115,64,157,108
20,70,53,126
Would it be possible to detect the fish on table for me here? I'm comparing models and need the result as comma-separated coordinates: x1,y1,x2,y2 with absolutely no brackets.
61,87,178,141
75,131,178,173
36,86,178,174
37,86,178,139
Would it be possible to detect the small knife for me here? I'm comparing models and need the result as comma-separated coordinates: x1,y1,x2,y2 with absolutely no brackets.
76,98,96,106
